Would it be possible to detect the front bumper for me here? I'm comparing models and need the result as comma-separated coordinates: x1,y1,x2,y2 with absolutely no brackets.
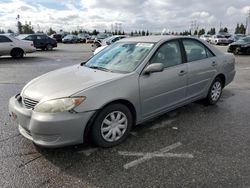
8,96,95,148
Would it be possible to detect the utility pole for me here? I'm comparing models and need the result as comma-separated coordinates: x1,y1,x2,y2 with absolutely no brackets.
246,10,250,35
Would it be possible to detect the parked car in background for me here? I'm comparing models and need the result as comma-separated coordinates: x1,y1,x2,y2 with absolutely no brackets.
62,35,79,43
228,36,250,55
17,34,57,50
86,35,96,43
0,34,36,58
210,35,230,45
51,34,63,42
9,36,235,148
200,34,211,42
92,35,128,52
228,34,245,44
77,34,90,43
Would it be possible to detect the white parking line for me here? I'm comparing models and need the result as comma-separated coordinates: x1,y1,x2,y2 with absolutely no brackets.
149,119,176,130
239,67,250,70
118,142,194,169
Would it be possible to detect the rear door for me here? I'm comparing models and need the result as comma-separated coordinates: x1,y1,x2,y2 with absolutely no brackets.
181,39,218,99
139,40,188,118
0,36,13,55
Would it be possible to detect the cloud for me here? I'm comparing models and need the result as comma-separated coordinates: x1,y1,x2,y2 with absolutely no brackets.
0,0,250,33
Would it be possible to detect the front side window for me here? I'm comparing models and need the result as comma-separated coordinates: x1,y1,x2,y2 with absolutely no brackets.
149,40,182,68
183,39,214,62
0,36,12,43
85,42,154,73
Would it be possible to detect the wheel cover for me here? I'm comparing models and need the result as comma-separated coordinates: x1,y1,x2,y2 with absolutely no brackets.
211,81,222,102
101,111,128,142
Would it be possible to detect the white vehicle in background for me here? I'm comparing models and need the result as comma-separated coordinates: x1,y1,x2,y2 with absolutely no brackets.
93,35,128,54
200,34,211,42
0,34,36,58
210,35,230,45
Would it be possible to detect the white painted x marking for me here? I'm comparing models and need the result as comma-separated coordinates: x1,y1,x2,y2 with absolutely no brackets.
118,142,193,169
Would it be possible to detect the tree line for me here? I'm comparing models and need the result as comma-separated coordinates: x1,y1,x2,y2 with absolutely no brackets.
0,22,247,36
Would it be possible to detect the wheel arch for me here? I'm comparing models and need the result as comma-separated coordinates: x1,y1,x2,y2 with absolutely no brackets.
83,99,137,142
10,47,24,54
215,73,226,88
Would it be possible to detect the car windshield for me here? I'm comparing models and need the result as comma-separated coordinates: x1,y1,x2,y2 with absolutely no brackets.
239,37,250,42
16,34,29,40
85,42,154,73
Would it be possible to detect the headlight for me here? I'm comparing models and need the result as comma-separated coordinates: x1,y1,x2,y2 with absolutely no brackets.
34,97,86,113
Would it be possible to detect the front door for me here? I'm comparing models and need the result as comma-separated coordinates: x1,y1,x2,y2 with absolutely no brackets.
139,40,188,118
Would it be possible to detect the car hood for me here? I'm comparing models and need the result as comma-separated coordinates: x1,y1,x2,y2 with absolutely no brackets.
21,65,125,102
230,40,249,45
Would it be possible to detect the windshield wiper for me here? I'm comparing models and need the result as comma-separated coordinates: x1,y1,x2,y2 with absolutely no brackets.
88,66,112,72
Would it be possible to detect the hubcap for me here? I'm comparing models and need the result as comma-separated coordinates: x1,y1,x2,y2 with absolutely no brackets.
101,111,128,142
211,81,222,102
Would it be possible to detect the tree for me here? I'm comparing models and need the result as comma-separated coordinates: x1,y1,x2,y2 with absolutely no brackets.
47,27,56,35
130,31,134,36
207,27,216,35
194,30,198,35
0,29,5,33
22,24,34,34
142,30,146,36
71,30,78,35
146,30,149,36
198,28,205,36
92,29,99,35
7,29,14,33
235,23,246,34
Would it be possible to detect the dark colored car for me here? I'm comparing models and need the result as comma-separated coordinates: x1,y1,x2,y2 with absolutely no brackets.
228,36,250,55
51,34,63,42
62,35,79,43
17,34,57,50
228,34,245,44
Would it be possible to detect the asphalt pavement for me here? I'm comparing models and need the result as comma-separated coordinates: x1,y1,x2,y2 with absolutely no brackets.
0,43,250,188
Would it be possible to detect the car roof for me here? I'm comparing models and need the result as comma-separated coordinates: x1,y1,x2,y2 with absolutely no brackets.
120,35,197,43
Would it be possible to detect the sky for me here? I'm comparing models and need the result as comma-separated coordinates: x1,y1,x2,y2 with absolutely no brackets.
0,0,250,34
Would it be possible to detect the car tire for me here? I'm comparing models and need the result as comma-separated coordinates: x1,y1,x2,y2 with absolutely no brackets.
205,77,223,105
10,48,24,59
233,47,240,55
91,103,133,147
46,44,53,51
246,48,250,55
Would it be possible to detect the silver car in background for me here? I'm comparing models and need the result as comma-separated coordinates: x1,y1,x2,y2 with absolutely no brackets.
9,36,235,148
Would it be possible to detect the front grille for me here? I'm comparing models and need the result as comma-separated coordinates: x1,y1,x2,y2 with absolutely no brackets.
23,97,39,109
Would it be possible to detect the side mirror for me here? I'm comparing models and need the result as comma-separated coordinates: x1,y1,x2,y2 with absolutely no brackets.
143,63,164,74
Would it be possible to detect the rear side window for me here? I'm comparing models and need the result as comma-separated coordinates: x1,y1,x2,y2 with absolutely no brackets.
0,36,12,43
183,39,214,62
25,35,34,40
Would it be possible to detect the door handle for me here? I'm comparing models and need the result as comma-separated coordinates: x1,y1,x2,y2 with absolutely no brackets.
178,70,187,76
211,61,217,67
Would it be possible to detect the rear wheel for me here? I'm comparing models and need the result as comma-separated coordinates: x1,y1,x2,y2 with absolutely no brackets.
46,44,53,51
91,103,133,147
205,77,223,105
10,48,24,58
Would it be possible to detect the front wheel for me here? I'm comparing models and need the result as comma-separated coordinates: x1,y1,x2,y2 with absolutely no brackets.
205,77,223,105
91,103,133,147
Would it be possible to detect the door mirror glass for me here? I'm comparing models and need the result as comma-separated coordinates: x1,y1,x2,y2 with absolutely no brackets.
144,63,164,74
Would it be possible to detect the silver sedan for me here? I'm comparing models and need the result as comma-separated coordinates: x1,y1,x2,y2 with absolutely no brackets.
9,36,236,148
